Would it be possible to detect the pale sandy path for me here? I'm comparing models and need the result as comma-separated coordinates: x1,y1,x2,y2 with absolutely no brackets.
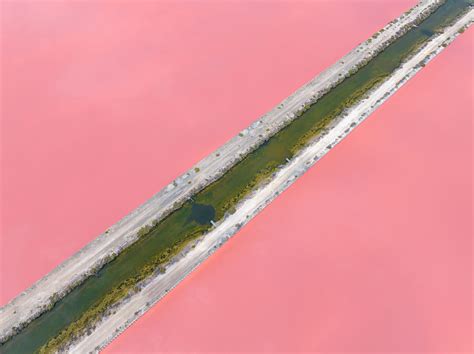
69,7,473,353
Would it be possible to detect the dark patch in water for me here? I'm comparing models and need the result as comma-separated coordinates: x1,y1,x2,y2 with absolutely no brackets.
420,28,434,37
190,203,215,225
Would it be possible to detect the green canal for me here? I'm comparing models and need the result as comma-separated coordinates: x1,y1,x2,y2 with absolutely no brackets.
2,0,470,352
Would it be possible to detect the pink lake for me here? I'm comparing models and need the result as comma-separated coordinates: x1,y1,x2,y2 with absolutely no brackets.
1,0,472,352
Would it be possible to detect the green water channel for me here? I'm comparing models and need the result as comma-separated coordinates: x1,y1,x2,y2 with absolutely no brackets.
2,1,470,352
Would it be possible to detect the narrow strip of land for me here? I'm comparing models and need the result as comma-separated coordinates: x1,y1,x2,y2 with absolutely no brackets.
3,1,473,353
0,0,440,343
69,8,473,352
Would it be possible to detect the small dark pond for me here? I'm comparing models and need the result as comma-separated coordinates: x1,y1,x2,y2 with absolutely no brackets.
190,203,215,225
420,28,435,37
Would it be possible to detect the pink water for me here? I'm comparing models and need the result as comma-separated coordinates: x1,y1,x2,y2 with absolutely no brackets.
1,0,472,352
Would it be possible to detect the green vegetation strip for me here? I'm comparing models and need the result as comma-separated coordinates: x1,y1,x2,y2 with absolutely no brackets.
2,1,470,353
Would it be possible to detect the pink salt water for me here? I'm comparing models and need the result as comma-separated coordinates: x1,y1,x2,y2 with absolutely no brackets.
1,0,471,352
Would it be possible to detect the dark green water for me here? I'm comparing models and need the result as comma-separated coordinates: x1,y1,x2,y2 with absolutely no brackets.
2,1,470,352
189,204,215,225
